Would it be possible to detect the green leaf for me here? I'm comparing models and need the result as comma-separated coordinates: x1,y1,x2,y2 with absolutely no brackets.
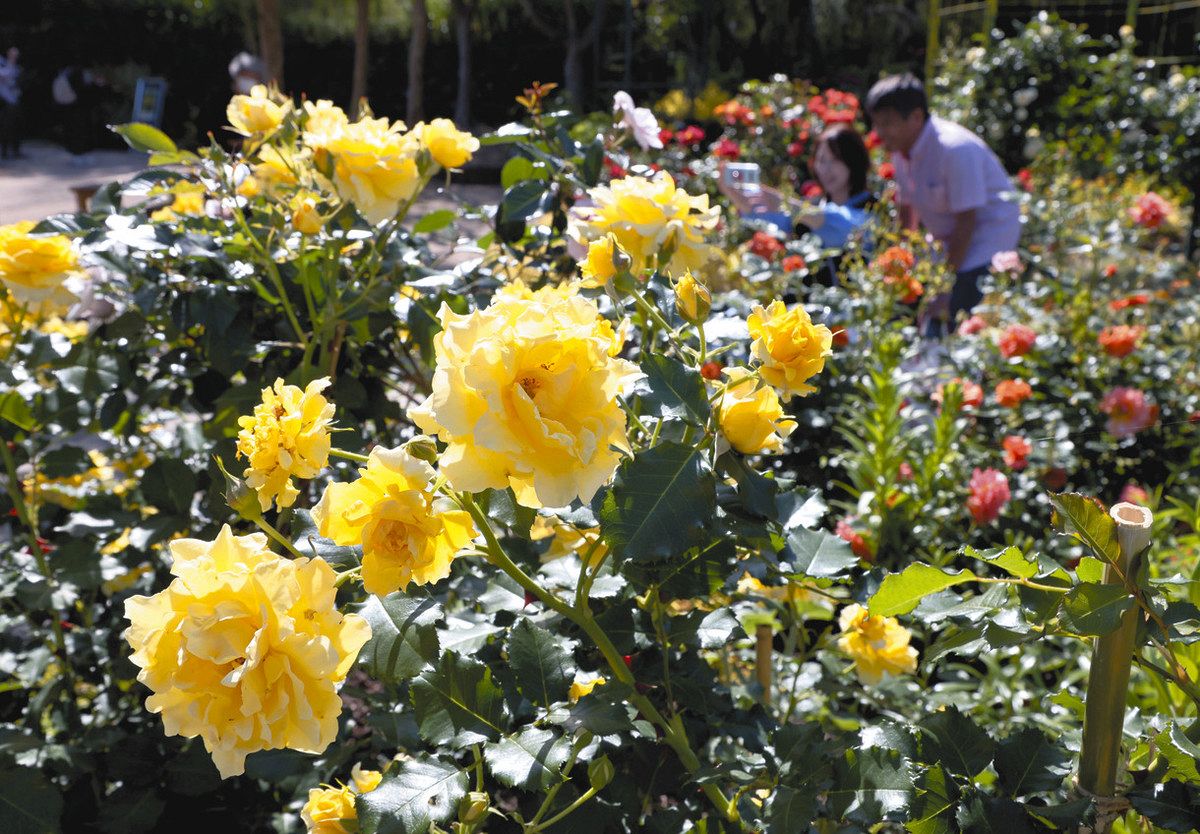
96,787,164,834
1059,583,1134,636
506,618,575,707
783,527,858,579
0,766,64,834
767,785,816,834
1049,492,1120,566
907,765,958,834
674,608,740,649
1075,556,1106,583
994,728,1072,796
500,156,535,188
357,758,468,834
483,727,571,791
639,355,711,424
827,747,914,823
359,595,441,682
0,390,35,431
722,456,779,519
412,209,456,234
963,545,1037,579
112,122,176,153
291,508,361,571
598,442,714,563
495,180,552,242
1125,780,1200,833
564,695,632,736
1153,724,1200,783
955,796,1036,833
411,652,508,747
140,457,196,516
919,707,994,778
870,565,978,617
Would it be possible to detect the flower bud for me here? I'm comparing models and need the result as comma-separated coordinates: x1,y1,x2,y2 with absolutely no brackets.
214,455,263,522
588,756,615,790
458,791,490,825
403,435,439,463
674,271,711,324
290,192,324,235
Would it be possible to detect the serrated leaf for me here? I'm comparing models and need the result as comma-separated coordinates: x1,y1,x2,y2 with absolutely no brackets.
412,209,456,234
963,544,1037,579
1125,780,1200,833
1059,583,1134,636
483,727,571,791
955,795,1035,833
1153,724,1200,783
907,764,957,834
827,747,914,823
112,122,176,153
776,488,826,530
768,785,816,834
359,595,441,682
0,766,64,834
870,564,978,617
783,527,858,578
411,652,507,747
0,390,36,431
506,619,574,707
1049,493,1120,566
563,696,632,736
919,707,994,778
639,355,710,423
598,442,714,563
994,727,1072,796
357,758,468,834
676,608,740,649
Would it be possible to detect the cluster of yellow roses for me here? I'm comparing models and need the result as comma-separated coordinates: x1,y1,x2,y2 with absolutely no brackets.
222,84,480,227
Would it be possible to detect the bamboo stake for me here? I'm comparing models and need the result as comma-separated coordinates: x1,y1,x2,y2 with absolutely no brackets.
755,624,773,705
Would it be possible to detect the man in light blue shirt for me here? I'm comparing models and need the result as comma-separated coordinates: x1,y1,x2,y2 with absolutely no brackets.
866,74,1020,333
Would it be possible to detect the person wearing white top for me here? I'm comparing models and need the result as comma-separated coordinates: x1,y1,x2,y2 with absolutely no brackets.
866,73,1020,336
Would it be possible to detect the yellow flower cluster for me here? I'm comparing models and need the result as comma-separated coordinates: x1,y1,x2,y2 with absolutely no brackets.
0,221,80,314
227,84,287,136
123,525,371,778
836,603,918,685
746,300,833,400
236,377,336,512
717,368,796,454
313,445,476,595
301,763,384,834
411,283,641,509
571,173,719,276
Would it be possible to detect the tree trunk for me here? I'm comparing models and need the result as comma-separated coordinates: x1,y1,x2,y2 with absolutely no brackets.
256,0,284,86
407,0,428,124
351,0,370,115
563,0,583,109
451,0,473,127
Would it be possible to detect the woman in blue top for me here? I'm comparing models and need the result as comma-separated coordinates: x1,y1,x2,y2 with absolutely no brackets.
720,125,875,281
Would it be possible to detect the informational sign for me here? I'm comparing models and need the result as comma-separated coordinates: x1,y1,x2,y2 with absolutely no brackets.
132,77,168,126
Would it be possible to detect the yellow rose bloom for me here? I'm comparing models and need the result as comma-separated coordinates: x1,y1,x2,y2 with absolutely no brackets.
236,175,261,198
350,763,384,794
717,367,796,454
578,234,624,288
301,784,357,834
227,84,285,136
571,172,719,276
254,145,305,193
291,192,325,235
123,526,371,778
836,603,918,685
568,675,606,702
409,282,642,509
302,99,351,149
310,116,422,224
312,446,476,595
674,270,711,323
0,221,80,312
150,188,206,223
236,377,336,512
415,118,480,169
746,300,833,400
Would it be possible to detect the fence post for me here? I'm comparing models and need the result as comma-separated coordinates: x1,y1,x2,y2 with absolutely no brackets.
982,0,999,38
926,0,942,88
1125,0,1139,31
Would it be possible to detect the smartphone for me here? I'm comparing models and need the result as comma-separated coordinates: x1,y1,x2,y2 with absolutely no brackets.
721,162,761,194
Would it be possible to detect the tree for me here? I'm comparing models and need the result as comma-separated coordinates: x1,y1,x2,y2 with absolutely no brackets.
518,0,607,110
351,0,370,114
407,0,429,124
257,0,285,85
451,0,475,126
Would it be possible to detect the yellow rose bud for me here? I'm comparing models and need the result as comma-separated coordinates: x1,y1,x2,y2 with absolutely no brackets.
227,84,285,136
674,270,711,323
836,603,918,684
746,299,833,400
717,367,796,455
579,234,625,288
301,784,358,834
291,192,325,235
459,791,491,826
569,675,606,703
415,118,480,169
350,763,384,794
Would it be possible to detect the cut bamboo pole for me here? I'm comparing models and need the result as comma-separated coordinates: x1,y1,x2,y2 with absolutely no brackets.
755,624,772,705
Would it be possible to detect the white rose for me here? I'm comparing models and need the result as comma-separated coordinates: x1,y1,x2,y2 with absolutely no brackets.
612,90,664,152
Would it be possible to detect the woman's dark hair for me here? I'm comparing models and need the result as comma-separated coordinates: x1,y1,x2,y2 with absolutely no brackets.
865,73,928,118
814,125,870,197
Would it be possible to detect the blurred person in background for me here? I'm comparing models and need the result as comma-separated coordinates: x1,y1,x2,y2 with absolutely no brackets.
228,52,267,94
0,46,23,160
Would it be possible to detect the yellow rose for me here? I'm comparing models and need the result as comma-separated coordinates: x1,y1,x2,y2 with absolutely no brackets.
302,99,350,149
123,526,371,778
312,446,476,595
226,84,285,136
530,514,608,567
291,192,325,235
236,175,260,198
568,675,606,702
746,300,832,400
571,172,719,276
150,188,206,223
236,377,335,512
310,116,422,224
409,282,642,508
0,221,80,312
836,603,918,685
254,144,306,193
350,763,384,794
415,118,480,169
301,784,357,834
674,270,710,323
40,315,88,340
717,367,796,454
578,234,626,288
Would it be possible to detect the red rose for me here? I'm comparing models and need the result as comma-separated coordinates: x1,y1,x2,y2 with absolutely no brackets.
933,378,983,411
1002,435,1031,470
781,255,806,272
997,324,1037,359
967,468,1010,524
994,379,1033,408
713,137,741,160
1098,325,1144,358
1129,191,1171,229
878,161,895,179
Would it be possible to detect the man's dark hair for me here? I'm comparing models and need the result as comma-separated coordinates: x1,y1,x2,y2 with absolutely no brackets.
816,125,870,197
865,73,928,118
